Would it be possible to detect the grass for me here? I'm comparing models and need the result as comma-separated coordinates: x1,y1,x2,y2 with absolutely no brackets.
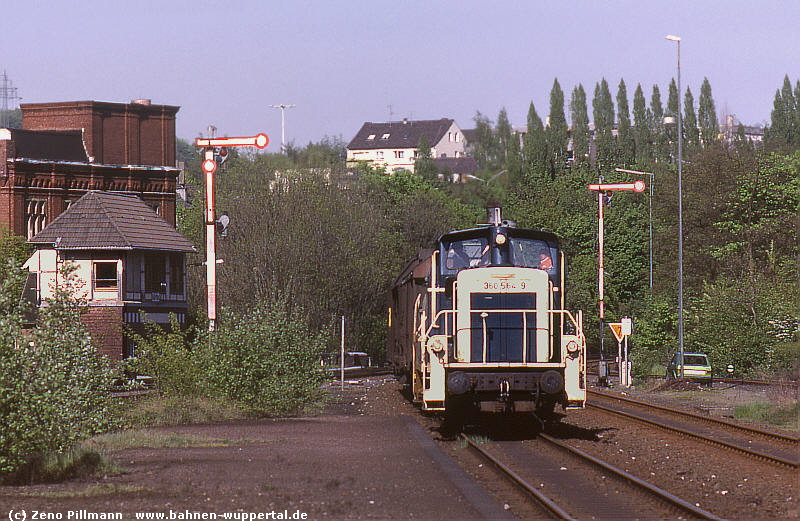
3,447,122,485
84,430,238,450
733,401,800,430
116,394,252,427
15,483,147,498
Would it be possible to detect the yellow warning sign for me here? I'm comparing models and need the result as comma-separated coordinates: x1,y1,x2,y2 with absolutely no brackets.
608,322,624,342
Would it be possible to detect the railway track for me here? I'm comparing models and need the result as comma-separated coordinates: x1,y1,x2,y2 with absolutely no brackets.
461,432,726,520
587,390,800,468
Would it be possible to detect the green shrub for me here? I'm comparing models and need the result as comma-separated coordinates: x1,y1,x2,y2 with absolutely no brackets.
0,264,117,475
206,298,329,415
125,315,206,398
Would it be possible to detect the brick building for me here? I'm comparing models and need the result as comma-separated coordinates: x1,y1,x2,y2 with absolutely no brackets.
1,99,180,239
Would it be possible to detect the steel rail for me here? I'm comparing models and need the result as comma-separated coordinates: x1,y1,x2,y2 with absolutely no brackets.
460,434,577,520
588,389,800,443
538,432,727,521
587,401,799,468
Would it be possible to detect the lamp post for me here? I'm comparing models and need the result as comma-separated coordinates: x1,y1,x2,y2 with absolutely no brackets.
666,34,685,378
269,104,296,153
615,168,654,290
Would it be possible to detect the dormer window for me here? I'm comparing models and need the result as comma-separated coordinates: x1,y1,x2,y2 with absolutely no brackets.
381,133,390,139
367,134,376,140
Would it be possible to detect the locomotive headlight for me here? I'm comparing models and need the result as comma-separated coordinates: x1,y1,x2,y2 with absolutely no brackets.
495,233,507,245
566,340,580,358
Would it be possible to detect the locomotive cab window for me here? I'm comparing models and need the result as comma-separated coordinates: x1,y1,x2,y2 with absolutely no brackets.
444,238,490,271
509,238,557,273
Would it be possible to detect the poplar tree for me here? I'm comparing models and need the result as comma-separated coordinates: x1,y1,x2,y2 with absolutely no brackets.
666,78,680,159
496,108,512,164
414,134,438,181
650,85,667,161
523,101,548,179
698,77,718,145
632,83,652,163
767,75,798,147
592,78,615,169
616,79,633,165
683,87,699,148
472,111,498,169
569,84,590,166
546,78,569,174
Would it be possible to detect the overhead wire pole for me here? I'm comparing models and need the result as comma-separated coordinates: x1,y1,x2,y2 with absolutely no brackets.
269,104,295,153
195,133,269,331
666,34,685,379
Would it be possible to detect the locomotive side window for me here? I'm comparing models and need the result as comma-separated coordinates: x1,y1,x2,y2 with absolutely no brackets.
444,238,489,271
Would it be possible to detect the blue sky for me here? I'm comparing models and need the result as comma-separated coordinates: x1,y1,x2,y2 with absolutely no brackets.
2,1,797,147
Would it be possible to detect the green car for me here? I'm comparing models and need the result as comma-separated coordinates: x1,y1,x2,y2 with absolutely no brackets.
666,352,713,385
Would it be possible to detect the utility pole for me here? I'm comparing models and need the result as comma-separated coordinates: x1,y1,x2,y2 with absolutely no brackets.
0,71,21,128
269,104,295,153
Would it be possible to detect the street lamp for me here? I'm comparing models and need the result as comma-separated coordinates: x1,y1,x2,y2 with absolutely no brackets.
615,168,654,290
465,169,508,184
666,34,685,378
269,104,296,154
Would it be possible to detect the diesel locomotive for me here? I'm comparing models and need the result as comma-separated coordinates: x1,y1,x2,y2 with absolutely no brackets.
387,208,586,421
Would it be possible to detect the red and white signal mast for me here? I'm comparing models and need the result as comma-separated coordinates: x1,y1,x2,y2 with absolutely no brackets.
588,178,646,378
195,133,269,330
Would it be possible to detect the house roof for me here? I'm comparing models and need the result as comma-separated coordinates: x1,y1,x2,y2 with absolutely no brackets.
29,191,195,252
1,128,89,162
347,118,455,150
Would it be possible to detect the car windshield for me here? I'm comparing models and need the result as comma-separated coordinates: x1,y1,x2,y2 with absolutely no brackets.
683,355,708,366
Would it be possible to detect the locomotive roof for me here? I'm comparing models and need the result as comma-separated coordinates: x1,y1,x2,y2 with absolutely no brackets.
438,225,560,245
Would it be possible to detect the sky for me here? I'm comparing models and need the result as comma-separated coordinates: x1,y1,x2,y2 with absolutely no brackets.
1,1,797,149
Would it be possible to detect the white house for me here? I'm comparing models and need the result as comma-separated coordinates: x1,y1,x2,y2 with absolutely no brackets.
346,118,467,173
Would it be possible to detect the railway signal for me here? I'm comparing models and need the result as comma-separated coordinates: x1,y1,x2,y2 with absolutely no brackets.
195,132,270,331
589,178,646,374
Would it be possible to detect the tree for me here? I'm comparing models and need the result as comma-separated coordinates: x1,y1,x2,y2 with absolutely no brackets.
698,77,718,146
496,108,512,164
766,75,799,149
522,102,548,180
650,85,667,161
546,78,569,174
666,78,680,159
569,84,590,166
632,84,652,163
683,87,700,148
592,78,615,169
616,79,634,165
472,111,498,169
414,134,438,182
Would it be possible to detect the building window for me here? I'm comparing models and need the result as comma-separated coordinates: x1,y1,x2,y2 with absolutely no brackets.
145,254,166,295
93,261,118,290
394,151,404,159
448,132,453,142
25,199,47,239
146,202,162,216
382,133,390,139
377,151,384,159
170,254,184,295
367,134,375,140
455,133,460,142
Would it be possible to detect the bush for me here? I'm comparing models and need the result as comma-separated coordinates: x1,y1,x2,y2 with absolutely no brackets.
0,264,117,475
127,296,330,416
125,315,206,398
206,298,329,415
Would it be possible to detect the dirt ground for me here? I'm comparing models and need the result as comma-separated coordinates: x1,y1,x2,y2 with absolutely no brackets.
1,376,797,520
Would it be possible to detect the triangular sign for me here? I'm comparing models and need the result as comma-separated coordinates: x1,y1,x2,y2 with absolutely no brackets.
608,323,624,342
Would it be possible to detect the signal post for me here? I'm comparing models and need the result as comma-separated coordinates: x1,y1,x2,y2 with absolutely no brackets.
195,133,269,330
588,179,645,370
